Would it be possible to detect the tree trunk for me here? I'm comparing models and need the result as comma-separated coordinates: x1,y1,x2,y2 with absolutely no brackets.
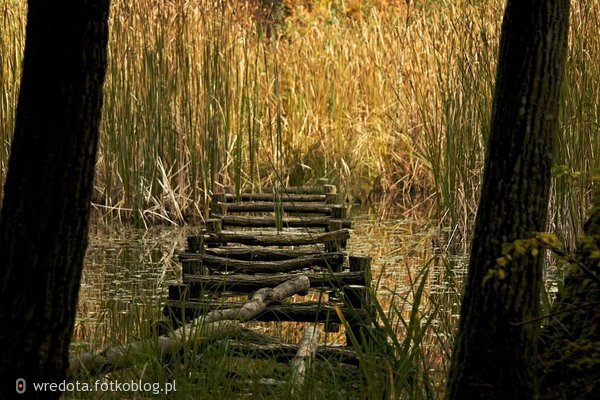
539,193,600,400
446,1,570,399
0,1,110,397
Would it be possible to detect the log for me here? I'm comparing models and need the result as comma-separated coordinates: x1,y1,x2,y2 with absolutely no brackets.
221,202,334,214
181,247,324,261
251,185,329,194
181,253,344,274
290,326,321,389
195,275,310,324
177,271,367,294
68,320,241,378
164,300,365,324
215,215,351,229
69,276,310,377
199,229,350,247
223,193,327,203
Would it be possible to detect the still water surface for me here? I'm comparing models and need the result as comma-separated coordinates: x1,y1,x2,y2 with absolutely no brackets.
73,214,467,352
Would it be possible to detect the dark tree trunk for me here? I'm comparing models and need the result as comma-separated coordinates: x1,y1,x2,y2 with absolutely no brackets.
446,1,570,399
539,192,600,400
0,1,110,397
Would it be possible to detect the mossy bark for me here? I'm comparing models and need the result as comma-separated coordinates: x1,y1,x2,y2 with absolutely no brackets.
0,1,110,398
539,195,600,400
446,1,570,399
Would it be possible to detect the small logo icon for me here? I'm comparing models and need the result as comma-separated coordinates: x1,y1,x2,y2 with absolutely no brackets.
16,378,26,394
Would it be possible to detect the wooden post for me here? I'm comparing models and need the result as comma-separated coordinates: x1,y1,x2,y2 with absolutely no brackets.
324,183,338,207
349,255,372,287
204,218,222,248
187,233,203,253
325,290,341,333
343,285,370,347
211,193,227,215
326,220,343,254
345,255,373,347
331,205,346,219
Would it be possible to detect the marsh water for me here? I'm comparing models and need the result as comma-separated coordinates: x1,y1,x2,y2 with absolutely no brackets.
73,213,469,352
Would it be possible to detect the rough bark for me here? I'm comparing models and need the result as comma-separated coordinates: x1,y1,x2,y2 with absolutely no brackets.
539,196,600,400
0,1,110,396
446,1,570,399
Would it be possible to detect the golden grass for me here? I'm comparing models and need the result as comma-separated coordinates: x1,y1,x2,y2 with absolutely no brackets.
1,1,598,243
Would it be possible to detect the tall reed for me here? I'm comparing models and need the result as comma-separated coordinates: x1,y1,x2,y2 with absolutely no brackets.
1,0,598,246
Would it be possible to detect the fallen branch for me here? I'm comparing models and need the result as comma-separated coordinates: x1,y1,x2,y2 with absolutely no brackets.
69,276,310,378
290,326,321,390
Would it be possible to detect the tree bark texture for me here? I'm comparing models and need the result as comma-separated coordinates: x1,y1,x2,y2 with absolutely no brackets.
0,1,110,396
446,1,569,399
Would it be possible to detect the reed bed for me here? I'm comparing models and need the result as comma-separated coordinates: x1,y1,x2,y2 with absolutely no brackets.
1,0,598,244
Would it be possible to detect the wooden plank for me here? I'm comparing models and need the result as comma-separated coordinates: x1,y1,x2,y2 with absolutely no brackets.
246,186,329,194
215,215,352,229
197,229,350,247
163,300,365,324
221,202,334,214
181,253,344,274
180,247,323,261
224,193,327,203
175,270,366,294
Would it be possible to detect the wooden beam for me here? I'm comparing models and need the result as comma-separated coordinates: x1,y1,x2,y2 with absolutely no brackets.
181,252,344,274
177,270,367,294
163,300,365,324
197,229,350,247
214,215,351,229
221,202,334,214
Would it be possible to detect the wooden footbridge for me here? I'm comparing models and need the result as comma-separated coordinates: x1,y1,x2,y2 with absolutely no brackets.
70,181,380,386
165,181,378,365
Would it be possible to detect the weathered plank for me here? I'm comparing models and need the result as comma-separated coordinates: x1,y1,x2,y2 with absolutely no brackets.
176,270,367,294
181,252,344,274
223,193,327,203
163,300,365,324
220,202,334,214
181,247,323,261
215,215,351,229
197,228,350,247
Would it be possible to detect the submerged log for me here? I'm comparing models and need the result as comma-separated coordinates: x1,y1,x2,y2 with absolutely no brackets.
181,252,344,274
178,270,367,294
198,228,350,247
69,276,310,377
